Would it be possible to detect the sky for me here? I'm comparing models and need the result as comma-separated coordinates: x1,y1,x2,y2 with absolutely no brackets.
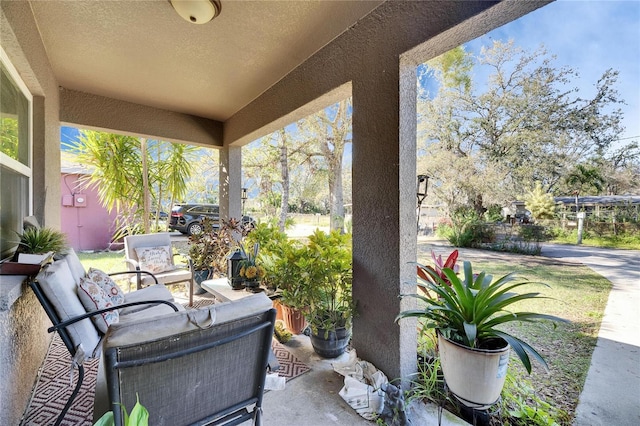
62,0,640,150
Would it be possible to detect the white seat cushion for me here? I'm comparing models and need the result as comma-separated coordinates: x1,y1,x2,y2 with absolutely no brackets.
119,302,185,324
120,284,175,315
64,248,87,285
106,293,272,347
36,260,101,356
132,267,192,287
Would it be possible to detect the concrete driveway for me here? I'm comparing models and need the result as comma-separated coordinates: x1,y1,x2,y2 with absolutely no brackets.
540,244,640,426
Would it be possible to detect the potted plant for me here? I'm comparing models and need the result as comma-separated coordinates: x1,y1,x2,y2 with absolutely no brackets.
302,230,355,358
262,241,309,334
237,242,265,292
250,222,309,333
396,260,566,409
13,226,68,261
187,217,249,294
1,226,68,276
187,217,220,294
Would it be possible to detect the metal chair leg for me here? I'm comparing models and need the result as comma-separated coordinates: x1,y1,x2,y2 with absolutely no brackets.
54,364,84,426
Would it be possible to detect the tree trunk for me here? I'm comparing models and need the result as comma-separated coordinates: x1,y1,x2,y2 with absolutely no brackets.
140,138,150,234
278,129,290,232
155,184,164,229
329,158,345,232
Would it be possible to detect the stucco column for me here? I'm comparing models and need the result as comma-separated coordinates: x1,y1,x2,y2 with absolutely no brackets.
219,145,243,223
351,57,418,381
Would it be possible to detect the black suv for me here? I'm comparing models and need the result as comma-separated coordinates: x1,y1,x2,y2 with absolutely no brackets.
169,203,254,235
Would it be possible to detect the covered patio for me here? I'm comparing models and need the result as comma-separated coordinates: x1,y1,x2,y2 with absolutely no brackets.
1,1,551,424
20,291,467,425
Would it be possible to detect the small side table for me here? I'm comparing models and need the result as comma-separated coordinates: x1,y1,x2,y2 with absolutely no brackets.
201,278,281,302
200,277,281,371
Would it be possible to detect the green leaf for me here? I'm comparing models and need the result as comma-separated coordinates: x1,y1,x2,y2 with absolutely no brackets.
128,395,150,426
93,411,114,426
463,322,477,347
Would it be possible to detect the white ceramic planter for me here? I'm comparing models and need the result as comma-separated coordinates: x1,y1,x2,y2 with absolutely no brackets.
438,333,510,409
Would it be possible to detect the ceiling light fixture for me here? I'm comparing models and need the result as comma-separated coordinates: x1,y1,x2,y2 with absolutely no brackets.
170,0,221,25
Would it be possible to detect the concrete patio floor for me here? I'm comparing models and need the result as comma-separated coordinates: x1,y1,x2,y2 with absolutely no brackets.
252,333,467,426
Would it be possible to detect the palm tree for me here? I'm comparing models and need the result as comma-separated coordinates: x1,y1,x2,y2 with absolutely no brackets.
162,141,196,223
67,130,195,236
565,164,605,244
69,131,141,226
565,164,605,212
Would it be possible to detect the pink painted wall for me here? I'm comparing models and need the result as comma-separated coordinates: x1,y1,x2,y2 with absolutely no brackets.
60,172,118,251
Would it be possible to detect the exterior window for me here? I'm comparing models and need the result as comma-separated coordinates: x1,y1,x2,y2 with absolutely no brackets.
0,47,32,259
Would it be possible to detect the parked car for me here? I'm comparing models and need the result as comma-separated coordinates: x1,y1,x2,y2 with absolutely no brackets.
150,211,168,220
169,203,255,235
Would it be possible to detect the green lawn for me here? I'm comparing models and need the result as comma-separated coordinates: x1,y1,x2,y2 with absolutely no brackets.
551,234,640,250
473,260,609,418
77,251,128,273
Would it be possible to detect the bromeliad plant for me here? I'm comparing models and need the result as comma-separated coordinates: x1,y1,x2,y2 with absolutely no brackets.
93,394,148,426
397,260,567,373
416,249,459,289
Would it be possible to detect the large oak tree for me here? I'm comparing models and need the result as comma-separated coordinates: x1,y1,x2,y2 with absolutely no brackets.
418,41,628,216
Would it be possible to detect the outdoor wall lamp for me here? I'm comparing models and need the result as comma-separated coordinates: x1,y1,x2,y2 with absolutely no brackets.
417,174,429,230
241,187,248,214
417,175,429,205
170,0,221,25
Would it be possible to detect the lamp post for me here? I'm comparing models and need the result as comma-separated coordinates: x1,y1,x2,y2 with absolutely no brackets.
417,175,429,231
241,187,248,216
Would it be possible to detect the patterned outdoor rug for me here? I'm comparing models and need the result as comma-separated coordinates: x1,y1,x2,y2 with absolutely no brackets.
21,299,310,426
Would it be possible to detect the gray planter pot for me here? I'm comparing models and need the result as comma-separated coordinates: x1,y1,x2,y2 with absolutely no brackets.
310,327,351,358
193,268,214,294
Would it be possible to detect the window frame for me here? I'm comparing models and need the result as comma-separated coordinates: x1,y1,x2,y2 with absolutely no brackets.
1,46,33,258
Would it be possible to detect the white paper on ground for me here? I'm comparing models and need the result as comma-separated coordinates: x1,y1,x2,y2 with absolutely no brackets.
333,349,388,420
264,373,286,391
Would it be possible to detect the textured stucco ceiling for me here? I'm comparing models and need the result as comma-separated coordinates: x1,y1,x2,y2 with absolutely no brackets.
29,0,383,122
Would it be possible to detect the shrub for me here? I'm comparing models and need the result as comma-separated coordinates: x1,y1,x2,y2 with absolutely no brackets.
518,225,550,243
484,204,504,222
469,223,496,244
446,207,481,247
524,181,556,221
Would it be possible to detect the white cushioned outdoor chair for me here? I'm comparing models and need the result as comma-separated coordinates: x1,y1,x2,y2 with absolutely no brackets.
124,232,195,306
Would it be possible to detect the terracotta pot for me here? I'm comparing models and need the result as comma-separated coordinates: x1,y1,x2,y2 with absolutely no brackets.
272,299,284,322
280,304,307,334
